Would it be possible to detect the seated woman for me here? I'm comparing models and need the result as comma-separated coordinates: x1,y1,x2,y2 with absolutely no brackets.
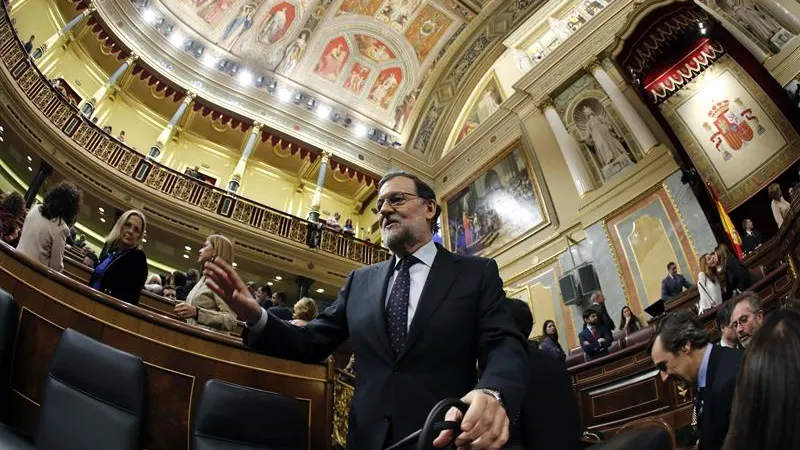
173,234,237,331
0,191,25,244
697,252,724,315
17,181,81,272
290,297,318,327
619,305,643,335
88,210,148,305
715,243,752,297
539,320,566,362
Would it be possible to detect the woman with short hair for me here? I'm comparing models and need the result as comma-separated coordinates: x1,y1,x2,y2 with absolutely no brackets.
0,191,25,244
88,210,148,305
17,181,82,272
291,297,318,327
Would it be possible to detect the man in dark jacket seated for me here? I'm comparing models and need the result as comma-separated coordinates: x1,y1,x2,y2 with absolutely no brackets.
506,298,581,450
579,308,613,360
267,291,293,320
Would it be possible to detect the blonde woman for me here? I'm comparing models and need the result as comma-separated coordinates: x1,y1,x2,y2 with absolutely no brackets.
697,252,723,315
174,234,237,331
291,297,318,327
768,183,791,227
89,210,148,305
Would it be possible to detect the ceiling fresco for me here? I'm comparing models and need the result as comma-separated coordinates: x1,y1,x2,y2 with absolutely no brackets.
151,0,470,131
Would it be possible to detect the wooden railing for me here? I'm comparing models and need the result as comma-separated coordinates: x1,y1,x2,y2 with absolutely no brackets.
0,9,389,266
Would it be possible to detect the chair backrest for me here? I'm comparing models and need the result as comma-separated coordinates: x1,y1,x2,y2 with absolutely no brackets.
587,417,675,450
0,288,18,422
192,379,308,450
35,329,146,450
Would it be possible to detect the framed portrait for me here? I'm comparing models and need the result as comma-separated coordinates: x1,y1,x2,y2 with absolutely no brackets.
443,139,549,257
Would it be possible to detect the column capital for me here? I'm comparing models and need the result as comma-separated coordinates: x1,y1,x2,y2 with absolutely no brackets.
125,54,139,64
584,59,603,74
537,97,555,112
251,121,263,133
83,5,96,15
320,151,332,162
183,91,197,103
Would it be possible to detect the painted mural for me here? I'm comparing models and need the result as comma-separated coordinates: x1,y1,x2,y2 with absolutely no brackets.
368,67,403,108
355,34,396,62
452,75,503,145
337,0,384,16
444,141,546,257
258,2,296,44
217,1,259,51
314,36,351,81
377,0,424,30
404,4,453,60
344,62,371,94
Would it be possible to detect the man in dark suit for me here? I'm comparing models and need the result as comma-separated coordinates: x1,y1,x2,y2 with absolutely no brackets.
740,218,763,254
579,308,612,360
505,298,581,450
648,311,741,450
267,291,293,320
590,291,616,332
203,171,528,450
661,262,693,300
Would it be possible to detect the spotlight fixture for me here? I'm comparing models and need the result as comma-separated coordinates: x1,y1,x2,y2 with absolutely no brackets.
378,133,388,145
316,288,325,293
354,123,367,137
267,281,273,286
266,80,277,92
306,97,316,110
391,141,402,149
183,254,189,259
217,59,228,71
275,275,283,281
201,52,217,68
330,111,341,122
316,104,332,119
343,117,352,128
27,166,32,172
27,155,32,161
293,92,303,104
193,46,204,58
169,31,185,47
98,207,105,213
256,76,265,88
278,87,292,102
142,8,158,25
230,64,240,75
184,245,191,251
100,217,106,223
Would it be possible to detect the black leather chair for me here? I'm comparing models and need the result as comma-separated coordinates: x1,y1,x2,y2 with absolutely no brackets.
0,328,146,450
0,288,18,422
587,418,675,450
192,379,308,450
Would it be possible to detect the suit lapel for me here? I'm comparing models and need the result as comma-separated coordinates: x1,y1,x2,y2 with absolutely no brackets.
367,258,396,359
399,246,460,360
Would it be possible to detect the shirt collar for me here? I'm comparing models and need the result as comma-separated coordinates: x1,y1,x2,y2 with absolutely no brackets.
393,239,437,270
697,344,713,389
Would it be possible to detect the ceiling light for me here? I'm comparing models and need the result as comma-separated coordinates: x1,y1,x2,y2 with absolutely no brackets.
100,217,106,223
169,31,185,48
142,238,147,243
184,245,191,251
232,262,238,267
275,275,282,281
0,136,3,142
267,281,273,286
183,254,189,259
27,166,32,171
316,104,331,119
98,207,104,213
237,70,253,86
354,123,367,137
142,8,158,25
277,87,292,102
201,53,217,68
316,288,325,293
0,125,4,131
27,156,33,161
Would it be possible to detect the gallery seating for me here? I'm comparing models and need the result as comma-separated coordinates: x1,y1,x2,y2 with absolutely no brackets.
192,379,308,450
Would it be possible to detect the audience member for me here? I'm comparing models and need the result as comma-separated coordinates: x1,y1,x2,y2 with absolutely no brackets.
290,297,318,327
697,253,723,315
729,291,764,348
0,191,25,244
722,309,800,450
88,210,148,305
715,301,740,349
620,305,643,334
255,283,273,308
768,183,791,228
246,281,257,297
23,34,34,53
739,218,762,254
186,165,202,179
326,212,341,230
648,311,741,450
539,319,566,362
18,181,82,273
579,308,612,361
342,218,354,235
144,274,163,294
268,291,293,320
177,268,199,300
661,261,693,300
162,285,177,299
173,271,187,295
715,243,752,297
590,291,616,331
102,125,112,134
506,298,581,450
173,234,237,331
117,130,126,142
82,249,98,268
161,271,173,288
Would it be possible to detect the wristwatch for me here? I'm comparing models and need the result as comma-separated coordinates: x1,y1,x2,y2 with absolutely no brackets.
477,388,505,410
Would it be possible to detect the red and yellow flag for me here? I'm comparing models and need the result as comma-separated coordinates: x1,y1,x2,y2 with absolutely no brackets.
708,183,743,259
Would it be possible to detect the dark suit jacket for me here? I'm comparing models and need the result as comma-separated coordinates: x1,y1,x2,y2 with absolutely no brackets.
741,231,762,254
698,345,741,450
88,248,147,305
579,324,612,360
244,244,529,450
592,302,616,331
661,274,693,299
267,305,293,320
539,336,566,362
722,252,752,296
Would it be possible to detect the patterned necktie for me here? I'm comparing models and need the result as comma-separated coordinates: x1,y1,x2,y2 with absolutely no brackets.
693,387,705,429
386,256,419,356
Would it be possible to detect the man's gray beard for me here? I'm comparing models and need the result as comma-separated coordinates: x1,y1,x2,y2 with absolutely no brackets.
383,227,415,255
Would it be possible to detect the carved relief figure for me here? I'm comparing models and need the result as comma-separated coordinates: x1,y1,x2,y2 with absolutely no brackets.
196,0,237,24
314,37,350,81
277,30,309,74
548,16,572,42
574,101,633,179
722,0,792,51
259,3,295,44
404,4,452,60
368,67,402,108
344,62,371,95
217,1,259,51
377,0,423,30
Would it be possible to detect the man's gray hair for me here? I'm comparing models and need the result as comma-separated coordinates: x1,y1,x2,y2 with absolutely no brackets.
590,291,603,303
734,291,763,312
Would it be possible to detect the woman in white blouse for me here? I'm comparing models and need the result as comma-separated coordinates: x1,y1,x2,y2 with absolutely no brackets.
697,252,723,315
768,183,791,228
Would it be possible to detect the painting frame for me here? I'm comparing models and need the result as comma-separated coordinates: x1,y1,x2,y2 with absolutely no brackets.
441,138,551,258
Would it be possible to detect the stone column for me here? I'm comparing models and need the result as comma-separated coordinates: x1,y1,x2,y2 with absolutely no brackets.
80,54,138,117
753,0,800,34
227,122,262,193
307,152,330,223
24,160,53,208
539,99,595,196
149,92,195,160
693,0,770,61
32,7,94,60
588,61,659,153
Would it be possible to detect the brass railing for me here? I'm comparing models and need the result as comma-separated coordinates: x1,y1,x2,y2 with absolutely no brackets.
0,11,389,266
332,369,354,448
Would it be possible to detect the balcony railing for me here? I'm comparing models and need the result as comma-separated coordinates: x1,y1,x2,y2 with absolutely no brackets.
0,10,389,266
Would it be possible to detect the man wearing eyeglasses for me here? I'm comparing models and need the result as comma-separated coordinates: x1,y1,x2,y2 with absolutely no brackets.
203,171,529,450
729,291,764,347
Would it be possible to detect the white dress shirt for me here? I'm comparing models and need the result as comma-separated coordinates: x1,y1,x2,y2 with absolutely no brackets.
248,239,439,333
697,272,722,315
